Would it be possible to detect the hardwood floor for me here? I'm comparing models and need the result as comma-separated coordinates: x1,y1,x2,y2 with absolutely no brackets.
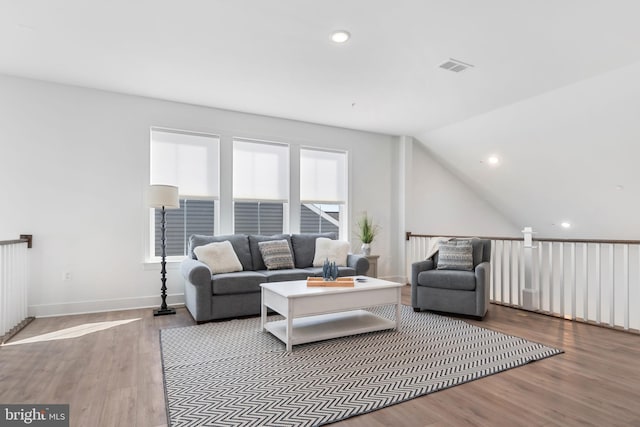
1,286,639,426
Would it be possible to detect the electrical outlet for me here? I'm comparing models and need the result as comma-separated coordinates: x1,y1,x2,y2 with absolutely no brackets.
63,272,72,281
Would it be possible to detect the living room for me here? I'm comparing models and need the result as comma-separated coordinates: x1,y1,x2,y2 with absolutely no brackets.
1,2,640,426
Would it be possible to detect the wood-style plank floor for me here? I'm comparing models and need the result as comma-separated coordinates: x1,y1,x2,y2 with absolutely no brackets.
1,286,639,427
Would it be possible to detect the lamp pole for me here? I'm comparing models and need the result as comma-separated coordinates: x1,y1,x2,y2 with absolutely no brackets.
154,205,175,316
149,184,179,317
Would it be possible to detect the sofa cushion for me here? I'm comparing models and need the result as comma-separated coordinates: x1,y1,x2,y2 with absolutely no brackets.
417,270,476,291
258,239,295,270
304,266,356,277
312,238,350,267
189,234,253,271
259,269,310,282
212,271,267,295
291,232,337,268
194,241,243,274
437,240,473,271
249,234,294,270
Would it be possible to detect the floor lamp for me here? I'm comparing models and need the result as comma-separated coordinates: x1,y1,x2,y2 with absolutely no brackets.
148,184,180,316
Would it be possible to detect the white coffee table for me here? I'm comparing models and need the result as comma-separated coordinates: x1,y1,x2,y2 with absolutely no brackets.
260,276,403,351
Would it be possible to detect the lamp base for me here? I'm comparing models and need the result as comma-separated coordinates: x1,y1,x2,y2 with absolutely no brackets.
153,307,176,316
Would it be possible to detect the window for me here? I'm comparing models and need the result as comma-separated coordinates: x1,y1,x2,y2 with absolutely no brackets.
233,139,289,234
150,129,219,257
154,199,215,256
300,148,347,236
300,204,340,234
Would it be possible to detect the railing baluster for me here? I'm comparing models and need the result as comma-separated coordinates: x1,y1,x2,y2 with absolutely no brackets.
499,240,504,303
570,242,576,320
596,244,601,324
624,244,629,330
538,241,543,310
559,242,564,318
508,241,513,305
548,242,553,313
610,244,615,327
584,243,589,322
492,240,497,302
519,241,524,306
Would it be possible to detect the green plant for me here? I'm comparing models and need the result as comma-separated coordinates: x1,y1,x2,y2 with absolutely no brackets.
355,214,379,244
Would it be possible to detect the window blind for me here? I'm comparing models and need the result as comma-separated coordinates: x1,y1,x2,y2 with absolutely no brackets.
233,139,289,201
300,148,347,203
150,129,220,198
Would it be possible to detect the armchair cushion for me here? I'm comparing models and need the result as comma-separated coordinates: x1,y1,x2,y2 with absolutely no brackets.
436,240,473,271
417,270,477,291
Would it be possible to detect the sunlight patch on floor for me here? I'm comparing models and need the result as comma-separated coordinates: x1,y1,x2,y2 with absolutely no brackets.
1,318,141,346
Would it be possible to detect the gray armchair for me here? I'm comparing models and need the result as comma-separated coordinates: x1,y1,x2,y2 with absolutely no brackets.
411,238,491,319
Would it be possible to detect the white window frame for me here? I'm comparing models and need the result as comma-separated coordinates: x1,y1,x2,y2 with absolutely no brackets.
232,138,290,234
147,127,220,263
299,147,348,240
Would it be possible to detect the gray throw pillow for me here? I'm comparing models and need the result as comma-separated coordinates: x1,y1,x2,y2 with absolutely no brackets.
258,239,295,270
437,240,473,271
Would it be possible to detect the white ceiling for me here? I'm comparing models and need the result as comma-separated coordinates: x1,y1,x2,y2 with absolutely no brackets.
2,0,640,137
4,1,640,239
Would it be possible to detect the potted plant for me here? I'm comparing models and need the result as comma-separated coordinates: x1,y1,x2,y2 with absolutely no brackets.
355,213,379,256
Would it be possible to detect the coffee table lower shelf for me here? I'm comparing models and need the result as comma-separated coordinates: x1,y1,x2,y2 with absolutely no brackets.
264,309,395,349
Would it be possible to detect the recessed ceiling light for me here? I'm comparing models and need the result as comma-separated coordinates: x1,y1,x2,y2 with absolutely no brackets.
616,185,624,191
487,155,500,166
331,30,350,43
561,222,571,228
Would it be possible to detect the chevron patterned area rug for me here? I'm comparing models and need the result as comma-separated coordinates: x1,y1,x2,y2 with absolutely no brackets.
160,306,562,426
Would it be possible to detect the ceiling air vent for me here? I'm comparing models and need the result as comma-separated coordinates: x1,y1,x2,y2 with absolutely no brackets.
439,58,474,72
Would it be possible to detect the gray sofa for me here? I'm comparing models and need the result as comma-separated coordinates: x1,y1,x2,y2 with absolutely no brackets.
180,232,370,322
411,238,491,319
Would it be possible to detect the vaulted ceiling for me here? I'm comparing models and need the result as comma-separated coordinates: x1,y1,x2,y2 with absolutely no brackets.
2,1,640,238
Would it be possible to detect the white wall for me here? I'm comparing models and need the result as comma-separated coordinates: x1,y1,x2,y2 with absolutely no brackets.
0,74,398,316
416,61,640,240
406,140,521,237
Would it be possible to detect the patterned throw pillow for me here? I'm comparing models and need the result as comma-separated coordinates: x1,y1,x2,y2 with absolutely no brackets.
258,240,295,270
436,240,474,271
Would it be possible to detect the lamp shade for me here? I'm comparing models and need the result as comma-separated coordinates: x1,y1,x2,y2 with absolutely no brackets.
148,185,180,208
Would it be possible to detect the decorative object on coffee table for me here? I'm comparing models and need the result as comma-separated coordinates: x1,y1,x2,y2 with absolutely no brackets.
322,259,339,281
355,213,379,256
148,184,180,316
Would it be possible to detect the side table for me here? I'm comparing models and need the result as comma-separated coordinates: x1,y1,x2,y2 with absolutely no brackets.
365,255,379,278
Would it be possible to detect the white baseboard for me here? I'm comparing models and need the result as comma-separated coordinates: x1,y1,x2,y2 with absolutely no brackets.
28,293,185,318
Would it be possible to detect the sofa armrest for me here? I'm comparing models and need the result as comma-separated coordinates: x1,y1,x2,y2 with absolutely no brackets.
346,254,369,276
411,259,434,308
411,259,434,286
474,261,491,317
180,258,212,288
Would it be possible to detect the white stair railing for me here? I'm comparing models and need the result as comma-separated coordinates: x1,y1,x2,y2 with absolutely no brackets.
0,235,33,343
406,232,640,333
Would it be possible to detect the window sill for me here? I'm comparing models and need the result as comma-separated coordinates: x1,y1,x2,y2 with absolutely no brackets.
143,257,186,271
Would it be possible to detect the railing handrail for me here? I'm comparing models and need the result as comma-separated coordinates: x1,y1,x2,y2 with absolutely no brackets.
0,235,32,248
405,231,640,245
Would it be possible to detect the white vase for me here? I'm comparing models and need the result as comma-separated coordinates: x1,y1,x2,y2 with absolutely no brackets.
361,243,371,256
